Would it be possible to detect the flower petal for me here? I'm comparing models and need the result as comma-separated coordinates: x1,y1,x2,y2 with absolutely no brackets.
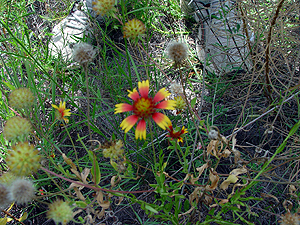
51,104,59,110
155,100,176,110
135,119,146,140
120,115,139,133
153,88,170,103
138,80,149,98
115,103,134,114
152,112,171,130
182,126,188,134
63,109,72,117
127,88,140,101
177,137,183,142
60,101,65,109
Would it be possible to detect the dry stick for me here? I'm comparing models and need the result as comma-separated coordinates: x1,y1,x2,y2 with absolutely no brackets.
226,90,300,140
1,210,25,225
238,3,255,68
264,0,286,101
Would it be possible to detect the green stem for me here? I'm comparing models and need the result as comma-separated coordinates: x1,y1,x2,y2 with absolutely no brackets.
63,122,79,166
148,120,157,164
84,64,92,141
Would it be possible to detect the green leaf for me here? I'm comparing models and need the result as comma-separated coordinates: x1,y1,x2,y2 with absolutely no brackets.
191,97,197,108
88,151,101,185
145,204,159,214
184,199,190,212
75,201,88,208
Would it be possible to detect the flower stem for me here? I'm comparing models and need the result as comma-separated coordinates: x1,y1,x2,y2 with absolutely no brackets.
84,64,92,141
63,122,79,165
148,120,157,164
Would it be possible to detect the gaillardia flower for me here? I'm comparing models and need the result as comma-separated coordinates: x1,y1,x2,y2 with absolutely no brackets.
166,125,188,142
51,101,71,123
115,80,176,140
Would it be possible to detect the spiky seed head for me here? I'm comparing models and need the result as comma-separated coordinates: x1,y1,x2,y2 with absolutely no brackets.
170,82,183,94
9,178,35,205
103,140,124,159
208,129,219,140
47,199,73,225
280,212,300,225
0,172,17,186
3,116,32,142
123,19,146,40
167,41,188,63
92,0,115,16
174,96,186,112
72,43,97,65
0,184,12,209
9,87,35,110
6,142,41,176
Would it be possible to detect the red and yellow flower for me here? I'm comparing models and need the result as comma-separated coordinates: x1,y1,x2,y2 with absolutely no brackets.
115,80,176,140
51,101,71,123
166,125,188,142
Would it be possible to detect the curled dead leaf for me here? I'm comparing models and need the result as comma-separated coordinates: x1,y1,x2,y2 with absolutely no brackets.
115,196,124,205
222,149,231,158
220,166,247,190
205,169,219,191
261,193,279,203
289,185,296,193
111,176,121,188
190,163,209,184
62,153,77,170
73,187,85,201
210,199,229,208
99,200,110,209
220,174,238,190
283,199,293,211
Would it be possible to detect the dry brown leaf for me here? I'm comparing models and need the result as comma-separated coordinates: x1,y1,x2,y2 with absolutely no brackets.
230,167,247,176
205,169,219,191
178,206,195,218
210,199,228,208
232,134,237,151
289,185,296,193
115,196,124,205
230,182,248,197
220,167,247,190
62,153,77,170
96,208,106,220
69,182,84,191
261,193,279,203
97,190,104,204
220,175,238,190
111,176,121,188
74,187,85,201
81,168,90,184
221,135,229,145
190,163,209,184
189,187,202,205
98,200,110,209
207,140,221,157
222,149,231,158
283,199,293,211
70,168,82,180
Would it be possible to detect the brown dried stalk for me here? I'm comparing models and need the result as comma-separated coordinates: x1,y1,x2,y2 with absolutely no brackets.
264,0,286,101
